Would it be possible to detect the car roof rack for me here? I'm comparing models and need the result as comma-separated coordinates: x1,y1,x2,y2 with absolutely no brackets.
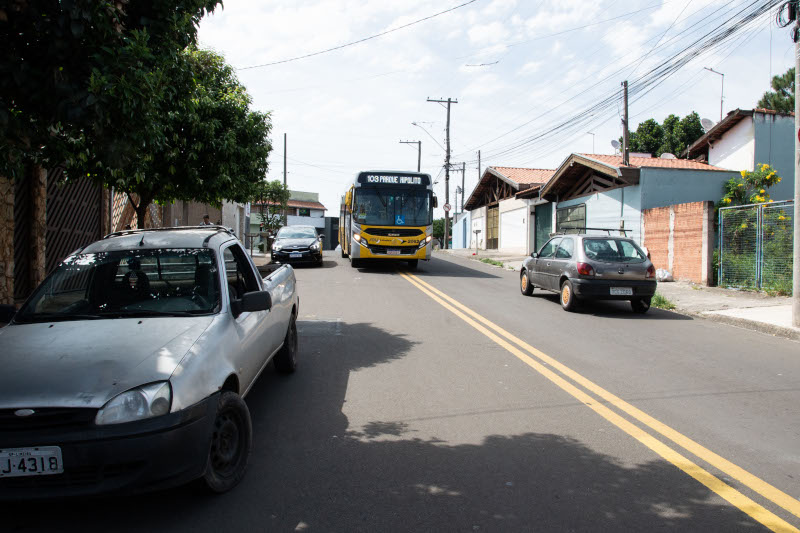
549,227,630,237
103,225,236,241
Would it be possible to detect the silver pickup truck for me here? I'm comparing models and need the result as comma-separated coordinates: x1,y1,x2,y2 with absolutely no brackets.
0,226,299,497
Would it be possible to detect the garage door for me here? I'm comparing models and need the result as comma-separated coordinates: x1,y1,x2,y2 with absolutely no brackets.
500,208,526,250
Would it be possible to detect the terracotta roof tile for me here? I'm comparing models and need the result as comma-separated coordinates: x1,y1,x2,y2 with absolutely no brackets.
256,200,327,210
492,166,555,185
577,154,727,171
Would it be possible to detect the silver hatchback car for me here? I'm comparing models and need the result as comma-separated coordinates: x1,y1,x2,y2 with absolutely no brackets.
520,234,657,313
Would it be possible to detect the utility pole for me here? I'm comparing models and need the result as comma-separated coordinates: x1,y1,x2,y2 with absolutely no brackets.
622,81,630,166
704,67,724,122
428,97,458,249
399,140,421,172
793,12,800,327
283,133,287,225
461,161,466,212
587,131,595,153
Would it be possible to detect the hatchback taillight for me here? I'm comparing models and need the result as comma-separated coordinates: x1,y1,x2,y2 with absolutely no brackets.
646,265,656,279
577,262,595,276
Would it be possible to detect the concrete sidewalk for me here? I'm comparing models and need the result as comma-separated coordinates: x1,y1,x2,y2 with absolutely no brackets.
439,248,799,342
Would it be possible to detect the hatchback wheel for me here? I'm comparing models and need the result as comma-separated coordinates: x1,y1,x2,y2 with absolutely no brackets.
520,270,533,296
560,279,578,312
203,391,252,493
631,297,652,314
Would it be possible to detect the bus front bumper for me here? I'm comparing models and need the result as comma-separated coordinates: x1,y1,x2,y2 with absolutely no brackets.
350,240,430,260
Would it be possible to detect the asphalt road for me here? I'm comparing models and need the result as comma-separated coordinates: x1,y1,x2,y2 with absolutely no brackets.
6,251,800,532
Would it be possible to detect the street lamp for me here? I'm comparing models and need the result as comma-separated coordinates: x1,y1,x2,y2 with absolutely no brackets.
703,67,724,122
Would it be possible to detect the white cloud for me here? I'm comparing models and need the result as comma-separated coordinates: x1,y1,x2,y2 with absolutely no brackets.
517,61,542,75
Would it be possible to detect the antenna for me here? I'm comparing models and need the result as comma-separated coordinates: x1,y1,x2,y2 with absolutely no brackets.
660,152,677,159
701,118,715,132
610,140,621,154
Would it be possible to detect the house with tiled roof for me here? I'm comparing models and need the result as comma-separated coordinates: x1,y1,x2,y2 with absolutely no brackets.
458,166,554,253
682,108,795,201
250,190,329,247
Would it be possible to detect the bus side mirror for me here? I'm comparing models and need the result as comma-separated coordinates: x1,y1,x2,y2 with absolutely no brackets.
432,196,438,208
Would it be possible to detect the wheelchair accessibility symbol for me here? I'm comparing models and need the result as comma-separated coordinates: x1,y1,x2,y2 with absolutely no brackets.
395,215,405,225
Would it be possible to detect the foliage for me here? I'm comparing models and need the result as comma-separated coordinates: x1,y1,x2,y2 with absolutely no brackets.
479,258,504,267
757,67,794,113
0,0,220,180
650,292,676,310
253,180,291,232
432,217,452,241
718,163,782,207
624,112,704,157
117,48,273,228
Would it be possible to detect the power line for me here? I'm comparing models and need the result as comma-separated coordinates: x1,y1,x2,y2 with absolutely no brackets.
238,0,479,70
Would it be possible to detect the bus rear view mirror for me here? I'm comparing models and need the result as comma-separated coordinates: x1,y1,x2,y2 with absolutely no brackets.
432,196,438,208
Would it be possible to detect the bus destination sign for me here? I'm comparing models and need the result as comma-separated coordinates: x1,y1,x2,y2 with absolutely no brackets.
358,172,430,187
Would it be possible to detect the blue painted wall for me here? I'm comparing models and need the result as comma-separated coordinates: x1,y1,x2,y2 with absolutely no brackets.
556,185,643,243
640,168,739,210
753,113,795,201
451,211,471,249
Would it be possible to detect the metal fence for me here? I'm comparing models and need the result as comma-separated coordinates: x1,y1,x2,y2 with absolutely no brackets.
719,200,794,293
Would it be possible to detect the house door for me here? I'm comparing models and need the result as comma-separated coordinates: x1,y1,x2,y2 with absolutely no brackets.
534,203,552,253
486,206,499,249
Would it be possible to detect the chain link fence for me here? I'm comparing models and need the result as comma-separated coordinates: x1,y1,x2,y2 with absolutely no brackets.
719,200,793,294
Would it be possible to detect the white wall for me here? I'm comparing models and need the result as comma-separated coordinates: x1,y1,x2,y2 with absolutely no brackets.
499,206,527,253
287,215,325,228
470,206,486,249
709,117,755,172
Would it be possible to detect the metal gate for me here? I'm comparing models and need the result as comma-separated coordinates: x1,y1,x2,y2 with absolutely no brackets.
719,200,793,293
46,171,103,274
486,206,499,249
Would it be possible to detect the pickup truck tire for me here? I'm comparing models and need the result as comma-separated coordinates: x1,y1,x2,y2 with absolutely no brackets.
203,391,252,493
274,315,298,373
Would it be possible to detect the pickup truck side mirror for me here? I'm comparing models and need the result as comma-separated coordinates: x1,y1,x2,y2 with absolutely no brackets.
530,252,538,258
0,304,16,323
232,291,272,317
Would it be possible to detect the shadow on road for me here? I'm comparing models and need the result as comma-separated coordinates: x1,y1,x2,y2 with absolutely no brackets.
3,320,759,532
529,292,693,320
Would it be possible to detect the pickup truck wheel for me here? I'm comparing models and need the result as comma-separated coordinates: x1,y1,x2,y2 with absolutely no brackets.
520,270,533,296
203,391,252,493
560,279,578,312
274,315,298,373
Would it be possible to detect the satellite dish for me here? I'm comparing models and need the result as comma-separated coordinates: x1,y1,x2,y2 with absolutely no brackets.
611,140,621,150
660,152,677,159
701,118,715,132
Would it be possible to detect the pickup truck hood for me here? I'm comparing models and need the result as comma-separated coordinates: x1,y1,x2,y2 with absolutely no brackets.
0,316,214,409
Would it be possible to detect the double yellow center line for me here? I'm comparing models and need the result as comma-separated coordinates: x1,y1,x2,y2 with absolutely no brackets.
399,271,800,532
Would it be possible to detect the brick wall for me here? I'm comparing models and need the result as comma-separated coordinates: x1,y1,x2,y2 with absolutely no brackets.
642,201,713,285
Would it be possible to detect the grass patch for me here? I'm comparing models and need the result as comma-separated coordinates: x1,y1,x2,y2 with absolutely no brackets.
651,292,676,310
479,258,505,267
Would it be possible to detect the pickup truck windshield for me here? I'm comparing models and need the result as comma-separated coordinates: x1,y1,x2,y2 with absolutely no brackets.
16,248,220,322
354,188,432,226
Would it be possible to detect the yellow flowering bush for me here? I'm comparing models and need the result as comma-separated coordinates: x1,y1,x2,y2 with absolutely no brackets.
719,163,782,208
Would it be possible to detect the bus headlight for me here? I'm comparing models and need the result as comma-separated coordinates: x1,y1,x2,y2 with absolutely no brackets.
353,233,361,242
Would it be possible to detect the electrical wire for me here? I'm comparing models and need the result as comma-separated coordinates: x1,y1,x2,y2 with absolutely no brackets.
238,0,479,70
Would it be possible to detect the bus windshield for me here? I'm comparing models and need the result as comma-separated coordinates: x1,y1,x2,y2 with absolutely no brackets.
354,188,432,226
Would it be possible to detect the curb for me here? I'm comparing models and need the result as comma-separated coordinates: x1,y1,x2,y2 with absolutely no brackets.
678,309,800,342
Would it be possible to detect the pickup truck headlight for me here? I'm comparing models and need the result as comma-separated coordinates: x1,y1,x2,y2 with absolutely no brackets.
310,242,320,251
95,382,172,425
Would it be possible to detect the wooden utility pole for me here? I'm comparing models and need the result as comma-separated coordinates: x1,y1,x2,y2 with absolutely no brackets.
283,133,287,225
399,140,421,172
622,81,630,166
427,97,457,249
461,161,466,212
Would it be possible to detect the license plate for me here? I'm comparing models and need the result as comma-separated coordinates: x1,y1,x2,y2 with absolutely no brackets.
610,287,633,296
289,253,302,258
0,446,64,478
386,249,401,255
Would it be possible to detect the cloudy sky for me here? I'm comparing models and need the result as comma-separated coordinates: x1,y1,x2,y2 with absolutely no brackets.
198,0,793,218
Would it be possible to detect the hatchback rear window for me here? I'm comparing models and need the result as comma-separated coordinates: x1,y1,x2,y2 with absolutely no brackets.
583,239,646,263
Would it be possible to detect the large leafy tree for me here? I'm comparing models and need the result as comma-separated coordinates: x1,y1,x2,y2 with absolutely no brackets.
625,112,704,157
0,0,219,180
253,180,291,233
120,49,272,228
757,67,795,113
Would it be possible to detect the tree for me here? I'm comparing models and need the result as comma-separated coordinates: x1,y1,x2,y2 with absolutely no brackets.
719,163,782,207
0,1,219,180
432,218,452,242
253,180,291,233
757,67,795,113
118,48,272,228
623,112,704,157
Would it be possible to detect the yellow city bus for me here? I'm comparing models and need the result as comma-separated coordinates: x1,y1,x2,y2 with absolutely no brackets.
339,170,437,269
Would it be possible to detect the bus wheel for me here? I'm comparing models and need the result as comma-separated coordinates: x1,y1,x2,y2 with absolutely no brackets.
407,260,418,270
350,257,361,268
341,247,348,258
